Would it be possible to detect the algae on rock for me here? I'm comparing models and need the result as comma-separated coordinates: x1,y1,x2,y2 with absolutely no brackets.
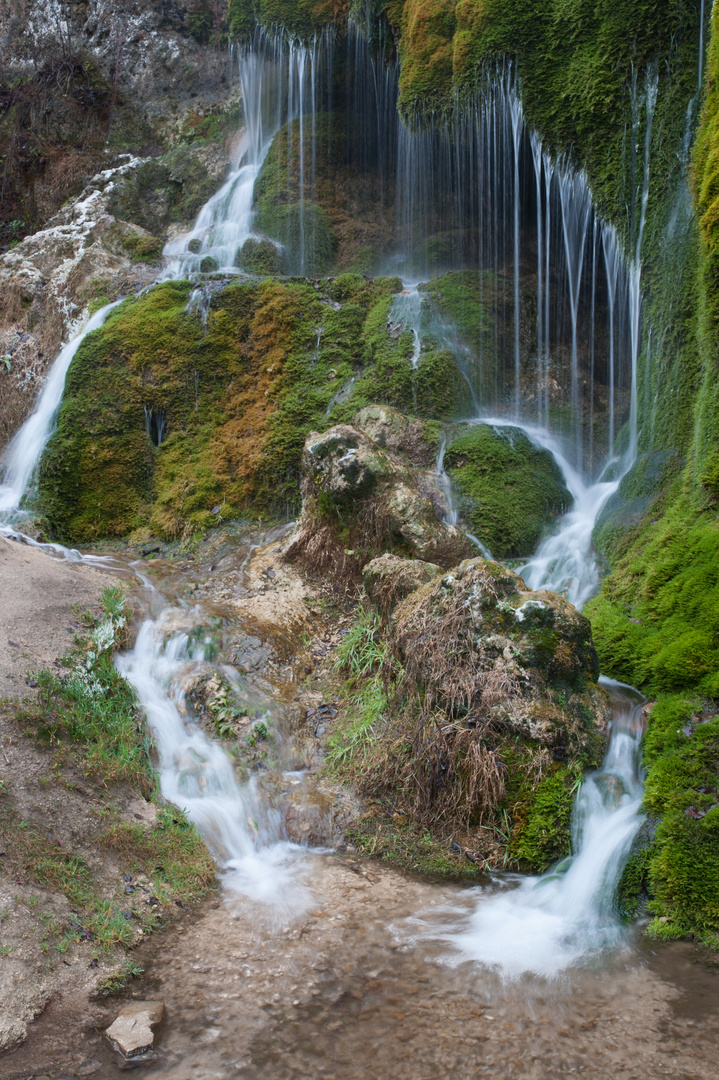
444,424,572,558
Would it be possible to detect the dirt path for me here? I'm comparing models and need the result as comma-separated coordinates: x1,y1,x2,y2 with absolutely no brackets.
0,536,128,1050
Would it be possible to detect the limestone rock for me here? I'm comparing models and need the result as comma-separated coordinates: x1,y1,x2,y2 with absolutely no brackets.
291,421,472,572
105,1001,164,1061
303,425,391,505
353,404,437,466
363,553,442,615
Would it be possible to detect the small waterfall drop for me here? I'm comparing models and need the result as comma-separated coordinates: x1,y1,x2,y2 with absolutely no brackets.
118,613,315,915
427,679,645,980
0,300,123,518
164,32,326,276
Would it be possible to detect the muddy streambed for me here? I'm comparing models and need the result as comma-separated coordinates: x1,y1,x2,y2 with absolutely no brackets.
2,858,719,1079
0,529,718,1078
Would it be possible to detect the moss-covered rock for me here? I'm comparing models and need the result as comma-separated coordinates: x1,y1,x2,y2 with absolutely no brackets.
108,145,231,237
34,274,490,543
328,557,608,871
287,419,472,573
444,423,572,558
363,552,442,615
236,237,286,275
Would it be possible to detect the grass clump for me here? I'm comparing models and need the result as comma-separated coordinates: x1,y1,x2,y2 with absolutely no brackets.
18,586,151,790
100,805,216,903
22,582,147,792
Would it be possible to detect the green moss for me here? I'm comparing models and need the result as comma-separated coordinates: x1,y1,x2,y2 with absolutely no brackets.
345,814,485,880
632,695,719,945
237,236,286,274
121,233,164,263
34,275,426,541
444,424,572,558
509,766,581,871
614,828,655,919
228,0,347,42
587,482,719,695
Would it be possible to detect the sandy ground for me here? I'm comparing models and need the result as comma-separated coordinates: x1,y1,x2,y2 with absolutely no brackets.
0,536,112,701
1,854,718,1079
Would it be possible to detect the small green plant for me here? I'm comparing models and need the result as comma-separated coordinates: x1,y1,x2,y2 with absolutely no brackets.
334,610,387,677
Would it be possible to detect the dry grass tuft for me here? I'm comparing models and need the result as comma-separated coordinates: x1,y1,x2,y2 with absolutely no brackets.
285,494,401,590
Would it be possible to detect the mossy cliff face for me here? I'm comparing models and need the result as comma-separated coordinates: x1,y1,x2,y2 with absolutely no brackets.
35,273,495,542
444,424,572,558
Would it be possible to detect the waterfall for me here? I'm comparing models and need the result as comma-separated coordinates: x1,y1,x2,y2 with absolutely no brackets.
628,68,658,460
0,301,123,518
118,615,314,914
558,171,592,470
426,678,645,980
602,227,621,457
164,31,328,277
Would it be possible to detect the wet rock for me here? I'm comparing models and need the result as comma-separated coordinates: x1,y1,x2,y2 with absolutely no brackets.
105,1000,164,1061
303,425,390,505
237,236,286,275
287,420,472,575
443,424,573,558
353,404,438,466
363,553,442,615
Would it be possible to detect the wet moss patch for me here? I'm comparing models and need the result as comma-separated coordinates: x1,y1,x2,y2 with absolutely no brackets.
444,424,572,558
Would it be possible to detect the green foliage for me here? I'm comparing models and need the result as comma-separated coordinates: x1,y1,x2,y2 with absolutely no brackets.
101,806,216,902
334,610,387,676
121,232,164,263
509,767,582,870
228,0,347,42
187,8,214,42
345,815,485,879
17,586,152,789
325,675,387,766
108,146,228,236
587,483,719,695
444,424,572,558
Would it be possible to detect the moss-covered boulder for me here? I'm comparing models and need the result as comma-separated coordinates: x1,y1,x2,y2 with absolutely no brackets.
444,423,572,558
328,556,608,871
236,237,286,275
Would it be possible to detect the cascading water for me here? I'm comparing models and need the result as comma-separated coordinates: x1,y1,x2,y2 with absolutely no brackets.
118,615,315,915
424,678,645,979
164,32,329,277
0,300,123,519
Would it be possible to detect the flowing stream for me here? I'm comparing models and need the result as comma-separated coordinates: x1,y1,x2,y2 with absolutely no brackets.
117,610,316,919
